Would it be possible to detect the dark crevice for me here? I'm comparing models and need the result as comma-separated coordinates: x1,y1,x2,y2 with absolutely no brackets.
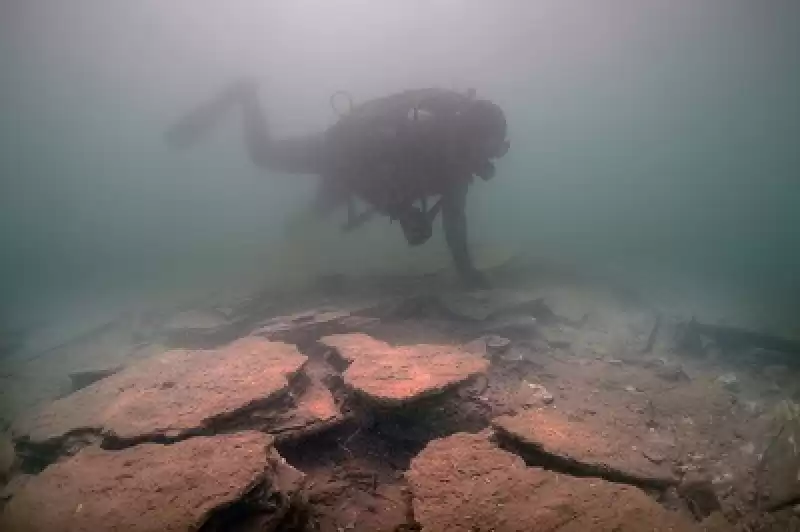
199,478,308,532
766,494,800,513
492,430,677,492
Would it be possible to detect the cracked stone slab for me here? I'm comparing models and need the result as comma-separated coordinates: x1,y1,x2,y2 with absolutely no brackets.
13,337,308,457
407,432,698,532
492,409,678,489
320,333,489,407
0,432,305,532
251,367,346,441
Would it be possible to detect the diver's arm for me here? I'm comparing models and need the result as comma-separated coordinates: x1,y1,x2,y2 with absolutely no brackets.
441,182,490,289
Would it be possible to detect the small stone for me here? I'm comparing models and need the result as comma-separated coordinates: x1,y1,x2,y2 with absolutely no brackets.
655,364,690,382
484,335,511,357
739,442,755,455
624,385,638,393
716,373,739,393
523,382,554,406
608,359,623,366
743,401,761,415
711,472,734,486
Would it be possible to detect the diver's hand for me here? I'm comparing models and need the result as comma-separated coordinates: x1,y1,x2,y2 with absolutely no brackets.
460,268,491,291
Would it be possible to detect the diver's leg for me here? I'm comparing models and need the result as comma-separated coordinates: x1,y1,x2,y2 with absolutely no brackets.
165,79,256,150
441,183,489,289
166,79,324,175
342,198,376,232
238,84,325,174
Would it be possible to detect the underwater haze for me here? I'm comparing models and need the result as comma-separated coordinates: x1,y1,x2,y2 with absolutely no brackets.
1,0,799,332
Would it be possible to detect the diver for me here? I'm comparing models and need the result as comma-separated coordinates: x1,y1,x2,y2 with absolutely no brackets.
165,79,510,289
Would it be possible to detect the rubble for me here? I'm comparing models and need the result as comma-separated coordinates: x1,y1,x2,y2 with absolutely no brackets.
0,432,305,532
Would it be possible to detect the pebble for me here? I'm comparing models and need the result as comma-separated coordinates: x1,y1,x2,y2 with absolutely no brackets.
484,335,511,357
716,373,740,393
655,364,690,382
711,472,734,486
524,382,555,405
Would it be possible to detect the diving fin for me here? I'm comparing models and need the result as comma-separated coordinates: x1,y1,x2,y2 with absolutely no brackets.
164,78,257,150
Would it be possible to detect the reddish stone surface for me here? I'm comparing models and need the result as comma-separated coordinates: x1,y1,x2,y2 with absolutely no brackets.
0,431,13,481
493,408,678,487
0,431,304,532
320,333,489,406
14,337,307,445
407,432,699,532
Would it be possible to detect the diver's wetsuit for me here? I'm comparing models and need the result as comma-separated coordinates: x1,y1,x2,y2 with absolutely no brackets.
165,81,509,289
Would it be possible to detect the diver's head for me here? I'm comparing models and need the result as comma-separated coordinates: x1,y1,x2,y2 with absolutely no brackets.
397,206,433,247
460,99,510,164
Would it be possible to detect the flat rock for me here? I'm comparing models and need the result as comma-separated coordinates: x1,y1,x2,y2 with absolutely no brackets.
0,432,305,532
493,408,678,488
320,333,489,407
406,432,699,532
68,365,123,392
160,309,251,348
439,290,557,323
13,337,308,456
256,309,378,347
